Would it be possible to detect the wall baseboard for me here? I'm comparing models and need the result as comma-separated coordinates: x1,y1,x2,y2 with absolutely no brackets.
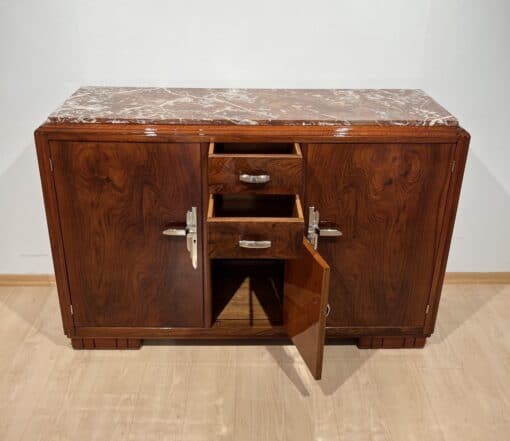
0,272,509,287
0,274,56,286
443,272,510,284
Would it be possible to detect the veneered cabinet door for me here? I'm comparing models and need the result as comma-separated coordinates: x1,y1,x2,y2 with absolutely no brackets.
50,141,203,327
284,239,330,379
306,143,454,329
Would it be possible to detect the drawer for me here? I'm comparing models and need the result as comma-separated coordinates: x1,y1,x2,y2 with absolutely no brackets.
207,194,304,258
208,142,303,194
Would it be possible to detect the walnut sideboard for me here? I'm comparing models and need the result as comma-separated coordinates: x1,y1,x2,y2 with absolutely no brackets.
35,87,469,379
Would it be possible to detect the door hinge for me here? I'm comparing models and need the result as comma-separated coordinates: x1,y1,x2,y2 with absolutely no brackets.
425,304,430,314
49,157,54,172
451,160,456,173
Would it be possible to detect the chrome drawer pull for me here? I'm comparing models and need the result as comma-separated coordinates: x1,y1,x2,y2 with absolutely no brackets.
239,173,271,184
239,240,272,249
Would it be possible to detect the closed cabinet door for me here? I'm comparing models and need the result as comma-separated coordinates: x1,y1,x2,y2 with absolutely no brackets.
50,141,203,327
306,143,454,328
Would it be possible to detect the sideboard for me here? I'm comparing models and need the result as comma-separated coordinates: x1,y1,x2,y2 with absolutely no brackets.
35,87,469,379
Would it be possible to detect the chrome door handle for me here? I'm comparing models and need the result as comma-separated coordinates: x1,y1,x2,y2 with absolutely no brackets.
162,207,198,269
319,228,343,237
239,173,271,184
307,207,342,249
239,240,272,249
162,228,186,236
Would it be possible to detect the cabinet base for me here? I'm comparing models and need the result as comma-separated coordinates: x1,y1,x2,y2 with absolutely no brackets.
357,336,426,349
69,335,427,350
71,338,142,349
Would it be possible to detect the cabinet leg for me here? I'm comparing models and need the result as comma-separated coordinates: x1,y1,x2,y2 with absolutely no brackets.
357,336,426,349
71,338,142,349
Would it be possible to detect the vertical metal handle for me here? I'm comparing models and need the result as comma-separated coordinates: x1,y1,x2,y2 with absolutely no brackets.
162,207,198,269
307,207,342,249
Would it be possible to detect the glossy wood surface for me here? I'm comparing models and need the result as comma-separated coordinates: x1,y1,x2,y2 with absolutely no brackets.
208,142,303,194
35,121,468,357
50,141,203,327
37,122,460,144
424,129,470,334
306,142,455,329
284,239,330,379
35,132,75,336
207,194,304,259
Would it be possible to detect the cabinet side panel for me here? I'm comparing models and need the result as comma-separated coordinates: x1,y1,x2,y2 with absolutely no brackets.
424,129,470,334
34,131,74,335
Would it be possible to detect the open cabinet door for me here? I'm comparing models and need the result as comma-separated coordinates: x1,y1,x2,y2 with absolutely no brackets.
284,238,330,379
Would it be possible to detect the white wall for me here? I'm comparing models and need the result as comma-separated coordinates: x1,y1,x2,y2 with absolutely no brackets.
1,0,509,273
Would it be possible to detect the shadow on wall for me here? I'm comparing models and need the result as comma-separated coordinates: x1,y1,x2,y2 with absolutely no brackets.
0,142,52,274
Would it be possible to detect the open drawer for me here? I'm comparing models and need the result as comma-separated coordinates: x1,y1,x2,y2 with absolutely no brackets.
207,194,304,258
208,142,303,194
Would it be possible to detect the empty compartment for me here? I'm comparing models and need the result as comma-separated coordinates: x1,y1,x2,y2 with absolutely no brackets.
212,259,284,326
210,142,301,155
210,194,299,218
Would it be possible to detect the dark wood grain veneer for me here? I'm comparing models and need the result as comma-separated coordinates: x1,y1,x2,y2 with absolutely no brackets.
50,141,204,327
35,91,469,380
208,142,303,194
207,194,305,259
306,142,456,329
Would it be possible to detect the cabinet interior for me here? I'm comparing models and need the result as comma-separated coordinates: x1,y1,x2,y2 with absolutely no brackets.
210,194,298,218
212,142,296,154
211,259,284,326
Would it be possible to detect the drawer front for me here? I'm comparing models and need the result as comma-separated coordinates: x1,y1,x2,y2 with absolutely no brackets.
208,220,304,258
207,194,304,259
208,142,303,194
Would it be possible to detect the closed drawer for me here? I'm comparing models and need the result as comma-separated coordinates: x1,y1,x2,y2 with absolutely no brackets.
207,194,304,258
208,142,303,194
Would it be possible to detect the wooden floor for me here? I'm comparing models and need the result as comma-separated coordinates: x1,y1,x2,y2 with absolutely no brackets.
1,284,509,441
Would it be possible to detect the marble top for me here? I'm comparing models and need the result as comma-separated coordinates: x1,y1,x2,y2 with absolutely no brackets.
47,87,458,127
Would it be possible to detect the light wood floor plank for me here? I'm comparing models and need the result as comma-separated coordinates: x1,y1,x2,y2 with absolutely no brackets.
367,359,445,441
327,359,391,441
0,286,52,369
182,363,237,441
127,361,191,441
419,365,510,441
1,284,510,441
0,287,59,441
233,364,283,441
